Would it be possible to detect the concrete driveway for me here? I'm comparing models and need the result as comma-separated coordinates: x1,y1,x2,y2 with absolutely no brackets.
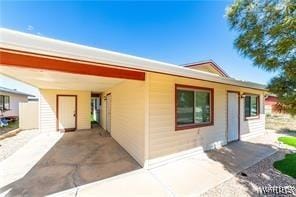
0,131,279,197
0,129,141,196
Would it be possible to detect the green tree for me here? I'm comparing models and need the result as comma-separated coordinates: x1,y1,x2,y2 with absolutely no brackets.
226,0,296,115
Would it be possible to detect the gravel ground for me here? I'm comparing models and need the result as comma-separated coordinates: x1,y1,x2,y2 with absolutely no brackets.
266,114,296,133
201,149,296,197
0,129,41,161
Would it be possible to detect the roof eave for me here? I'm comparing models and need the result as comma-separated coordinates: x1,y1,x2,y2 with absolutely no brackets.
0,28,266,91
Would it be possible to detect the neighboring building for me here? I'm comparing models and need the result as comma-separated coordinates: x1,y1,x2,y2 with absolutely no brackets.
0,86,33,117
0,28,266,168
265,95,282,114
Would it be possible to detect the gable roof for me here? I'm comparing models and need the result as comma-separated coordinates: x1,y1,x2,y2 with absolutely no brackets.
0,86,33,97
0,28,266,90
182,60,230,78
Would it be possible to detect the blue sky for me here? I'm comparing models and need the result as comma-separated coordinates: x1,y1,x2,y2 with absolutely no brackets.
0,1,276,96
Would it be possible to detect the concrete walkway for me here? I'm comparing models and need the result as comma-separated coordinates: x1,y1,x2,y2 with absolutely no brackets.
149,136,279,196
0,131,280,197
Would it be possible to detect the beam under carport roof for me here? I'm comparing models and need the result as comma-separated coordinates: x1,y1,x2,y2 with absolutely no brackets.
0,48,145,81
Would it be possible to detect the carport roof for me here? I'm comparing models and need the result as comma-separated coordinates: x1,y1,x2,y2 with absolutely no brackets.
0,28,266,90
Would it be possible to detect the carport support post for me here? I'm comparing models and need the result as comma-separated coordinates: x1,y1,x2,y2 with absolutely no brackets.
143,72,150,169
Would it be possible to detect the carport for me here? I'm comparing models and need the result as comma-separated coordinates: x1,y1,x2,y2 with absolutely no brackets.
1,29,148,169
0,43,148,195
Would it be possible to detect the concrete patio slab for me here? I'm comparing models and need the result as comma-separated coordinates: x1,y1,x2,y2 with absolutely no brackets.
150,155,232,196
206,140,278,174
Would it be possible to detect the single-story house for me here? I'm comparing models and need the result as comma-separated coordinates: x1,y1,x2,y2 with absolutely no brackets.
0,86,32,118
0,28,266,168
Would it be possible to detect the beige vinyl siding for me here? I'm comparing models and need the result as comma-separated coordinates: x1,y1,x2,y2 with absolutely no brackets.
101,80,147,166
39,89,90,132
147,73,265,166
148,73,227,164
240,93,265,139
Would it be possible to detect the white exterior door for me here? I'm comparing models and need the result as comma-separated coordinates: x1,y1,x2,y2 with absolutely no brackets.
227,92,239,142
106,94,111,133
58,96,76,131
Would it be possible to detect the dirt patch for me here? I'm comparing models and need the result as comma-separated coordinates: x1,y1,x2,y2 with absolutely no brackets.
266,114,296,134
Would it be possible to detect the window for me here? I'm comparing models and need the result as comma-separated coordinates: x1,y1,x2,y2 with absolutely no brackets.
0,95,10,111
176,90,194,125
176,85,213,130
244,95,259,118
